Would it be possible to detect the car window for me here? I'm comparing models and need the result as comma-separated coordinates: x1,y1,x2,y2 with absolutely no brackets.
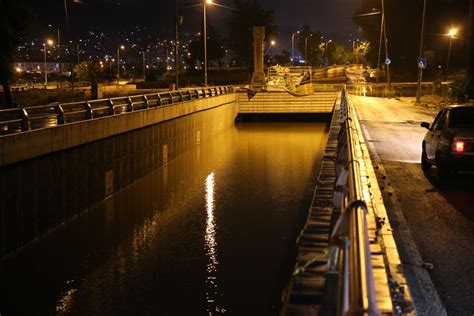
449,107,474,128
432,110,447,131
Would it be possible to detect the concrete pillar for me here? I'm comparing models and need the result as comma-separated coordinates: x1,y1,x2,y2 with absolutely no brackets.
251,26,266,90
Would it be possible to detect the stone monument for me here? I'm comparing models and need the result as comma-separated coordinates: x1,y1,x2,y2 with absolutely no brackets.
251,26,266,90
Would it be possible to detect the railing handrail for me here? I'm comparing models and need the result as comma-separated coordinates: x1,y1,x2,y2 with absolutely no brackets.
331,88,379,315
0,85,234,135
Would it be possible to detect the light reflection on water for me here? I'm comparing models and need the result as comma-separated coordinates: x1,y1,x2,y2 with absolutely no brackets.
204,172,225,315
0,122,329,316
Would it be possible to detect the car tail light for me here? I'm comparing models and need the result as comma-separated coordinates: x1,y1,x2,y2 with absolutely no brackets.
454,141,464,152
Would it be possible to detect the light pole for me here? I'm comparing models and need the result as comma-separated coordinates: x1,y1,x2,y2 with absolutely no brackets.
175,0,183,89
43,39,54,87
117,45,125,85
291,30,300,65
445,27,458,81
142,51,146,80
304,34,313,66
416,0,427,102
203,0,214,86
265,40,276,55
325,39,332,66
49,25,62,87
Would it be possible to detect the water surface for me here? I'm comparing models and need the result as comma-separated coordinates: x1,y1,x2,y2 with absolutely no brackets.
0,122,329,315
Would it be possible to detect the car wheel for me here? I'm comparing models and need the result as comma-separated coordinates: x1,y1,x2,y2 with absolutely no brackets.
421,144,430,172
436,155,450,181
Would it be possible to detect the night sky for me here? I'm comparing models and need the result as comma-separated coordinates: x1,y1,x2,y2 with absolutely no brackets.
26,0,360,51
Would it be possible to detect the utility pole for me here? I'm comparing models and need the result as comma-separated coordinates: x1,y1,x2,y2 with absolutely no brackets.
203,3,208,86
416,0,427,102
57,28,62,88
376,9,384,83
468,0,474,99
64,0,75,90
142,51,146,80
175,0,182,89
381,0,390,86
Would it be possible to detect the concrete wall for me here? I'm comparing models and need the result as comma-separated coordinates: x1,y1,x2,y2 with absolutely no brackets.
0,95,238,257
237,91,337,114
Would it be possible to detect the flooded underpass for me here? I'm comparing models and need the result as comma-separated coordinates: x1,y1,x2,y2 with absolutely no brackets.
0,120,329,315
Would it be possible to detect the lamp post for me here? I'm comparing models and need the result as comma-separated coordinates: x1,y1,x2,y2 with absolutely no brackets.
48,25,62,87
445,27,458,81
291,31,300,65
203,0,214,86
325,39,332,66
43,39,54,88
117,45,125,85
142,51,146,80
416,0,427,102
304,34,313,66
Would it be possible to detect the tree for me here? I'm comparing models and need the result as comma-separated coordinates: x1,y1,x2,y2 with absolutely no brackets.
274,49,291,65
353,1,469,80
296,24,323,66
185,23,225,72
353,41,370,64
74,61,103,99
228,0,276,69
0,0,33,108
328,42,352,65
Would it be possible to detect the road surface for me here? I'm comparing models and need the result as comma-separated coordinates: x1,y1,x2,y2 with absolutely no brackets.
352,95,474,315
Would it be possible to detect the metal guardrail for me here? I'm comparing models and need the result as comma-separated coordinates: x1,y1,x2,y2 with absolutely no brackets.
330,89,379,315
0,86,234,135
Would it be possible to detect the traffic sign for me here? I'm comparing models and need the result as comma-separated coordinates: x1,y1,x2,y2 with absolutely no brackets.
418,58,427,69
385,58,391,65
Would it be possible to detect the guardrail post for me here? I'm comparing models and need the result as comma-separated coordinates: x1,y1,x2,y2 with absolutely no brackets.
142,95,149,109
126,97,133,112
187,90,192,100
157,94,162,106
168,92,173,104
178,91,183,102
84,101,93,119
56,104,66,124
20,108,31,131
107,99,115,116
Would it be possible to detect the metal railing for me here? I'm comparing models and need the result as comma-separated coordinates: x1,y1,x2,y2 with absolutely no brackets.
0,86,234,135
330,89,379,315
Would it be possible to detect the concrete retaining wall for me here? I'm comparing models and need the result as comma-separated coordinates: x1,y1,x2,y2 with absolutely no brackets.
237,91,337,114
0,95,238,257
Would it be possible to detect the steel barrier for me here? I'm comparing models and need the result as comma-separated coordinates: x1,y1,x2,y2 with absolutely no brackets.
0,86,234,135
330,88,379,315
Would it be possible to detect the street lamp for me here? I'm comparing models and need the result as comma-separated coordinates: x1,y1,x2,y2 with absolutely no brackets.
43,39,54,87
48,24,62,87
291,30,300,65
325,39,332,66
117,45,125,85
203,0,214,86
416,0,428,102
265,40,276,55
445,27,458,81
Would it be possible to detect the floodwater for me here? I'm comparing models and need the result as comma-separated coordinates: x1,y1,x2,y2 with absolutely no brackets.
0,121,329,316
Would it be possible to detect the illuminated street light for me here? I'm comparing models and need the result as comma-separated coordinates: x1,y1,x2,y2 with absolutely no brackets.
416,0,427,102
291,30,300,65
43,39,54,87
445,27,459,81
117,45,125,85
185,0,235,86
265,40,276,55
203,0,213,86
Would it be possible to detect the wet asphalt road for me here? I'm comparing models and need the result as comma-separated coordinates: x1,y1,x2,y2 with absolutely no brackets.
352,96,474,315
